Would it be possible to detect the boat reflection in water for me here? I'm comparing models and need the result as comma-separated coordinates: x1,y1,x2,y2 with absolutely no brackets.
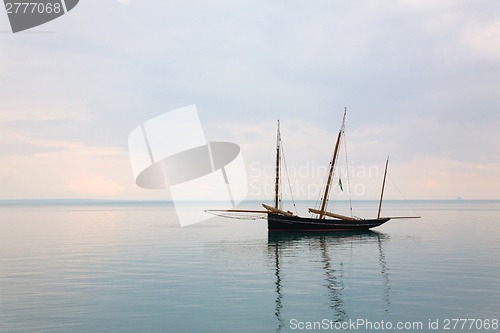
267,231,390,332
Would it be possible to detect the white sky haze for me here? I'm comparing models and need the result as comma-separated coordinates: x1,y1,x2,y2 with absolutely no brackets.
1,0,499,200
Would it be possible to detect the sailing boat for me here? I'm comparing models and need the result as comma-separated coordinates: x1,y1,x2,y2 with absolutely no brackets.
207,109,419,231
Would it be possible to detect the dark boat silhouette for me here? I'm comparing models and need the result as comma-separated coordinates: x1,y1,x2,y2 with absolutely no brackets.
208,108,419,231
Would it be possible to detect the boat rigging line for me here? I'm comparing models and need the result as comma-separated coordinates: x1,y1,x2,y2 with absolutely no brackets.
341,116,354,218
278,128,298,216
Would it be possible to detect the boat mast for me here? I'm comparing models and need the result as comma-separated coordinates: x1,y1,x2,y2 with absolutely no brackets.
318,109,346,219
275,120,281,209
377,157,389,219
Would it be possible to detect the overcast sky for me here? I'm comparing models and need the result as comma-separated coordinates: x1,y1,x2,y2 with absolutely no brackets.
1,0,499,200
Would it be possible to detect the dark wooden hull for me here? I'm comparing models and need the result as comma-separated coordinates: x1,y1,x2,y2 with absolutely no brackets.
267,213,390,232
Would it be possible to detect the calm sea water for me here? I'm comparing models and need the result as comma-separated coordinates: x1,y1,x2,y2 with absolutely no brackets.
1,200,499,332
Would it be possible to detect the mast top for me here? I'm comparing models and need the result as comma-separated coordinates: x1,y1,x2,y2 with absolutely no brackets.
342,107,347,130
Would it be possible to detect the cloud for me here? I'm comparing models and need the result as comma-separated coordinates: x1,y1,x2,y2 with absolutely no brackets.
0,104,92,122
462,21,500,60
386,154,500,200
67,176,125,196
1,0,499,199
0,135,136,199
